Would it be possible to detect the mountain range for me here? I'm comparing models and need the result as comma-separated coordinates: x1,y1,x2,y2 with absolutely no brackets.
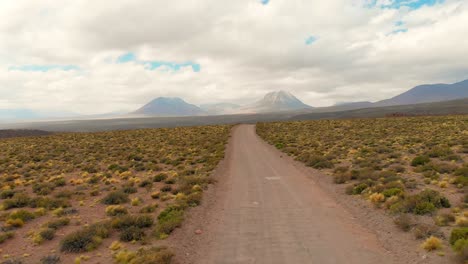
2,79,467,121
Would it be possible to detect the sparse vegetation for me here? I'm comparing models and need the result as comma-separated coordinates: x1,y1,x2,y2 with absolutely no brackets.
257,115,467,258
0,125,230,261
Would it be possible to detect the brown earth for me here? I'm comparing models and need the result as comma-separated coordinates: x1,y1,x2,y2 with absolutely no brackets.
168,124,453,264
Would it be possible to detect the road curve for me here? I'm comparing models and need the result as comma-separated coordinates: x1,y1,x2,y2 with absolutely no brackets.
196,124,396,264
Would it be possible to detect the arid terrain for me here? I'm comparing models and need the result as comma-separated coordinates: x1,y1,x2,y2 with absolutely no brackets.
0,115,466,264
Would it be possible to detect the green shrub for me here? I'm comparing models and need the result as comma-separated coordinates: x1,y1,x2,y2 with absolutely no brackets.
0,231,14,244
351,183,368,195
119,226,145,242
111,215,154,230
411,155,430,166
382,188,403,198
105,205,128,216
40,255,60,264
153,173,168,182
0,189,15,199
122,186,137,194
44,218,70,230
115,246,173,264
2,193,30,209
414,202,436,215
450,228,468,245
60,222,111,253
9,209,36,222
452,239,468,261
39,228,56,241
102,191,129,205
156,207,184,236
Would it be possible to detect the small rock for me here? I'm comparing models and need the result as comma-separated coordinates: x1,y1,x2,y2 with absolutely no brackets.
195,229,203,235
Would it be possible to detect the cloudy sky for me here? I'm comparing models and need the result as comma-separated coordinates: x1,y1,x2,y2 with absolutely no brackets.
0,0,467,115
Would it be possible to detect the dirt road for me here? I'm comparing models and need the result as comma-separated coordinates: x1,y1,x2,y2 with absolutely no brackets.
190,124,396,264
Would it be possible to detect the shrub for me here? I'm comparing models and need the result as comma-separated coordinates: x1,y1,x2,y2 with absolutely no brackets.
411,155,430,166
161,185,172,193
382,188,403,198
38,228,56,241
2,193,30,209
394,214,412,232
114,247,173,264
102,191,129,205
44,218,70,230
413,224,440,239
414,202,436,215
369,193,385,205
153,173,168,182
111,214,154,230
450,228,468,245
139,204,158,213
186,192,203,206
351,183,368,195
138,180,153,188
421,236,442,251
6,218,24,228
105,205,128,216
60,222,111,253
150,192,161,199
0,231,14,244
122,186,137,194
40,255,60,264
156,207,184,236
453,239,468,260
119,226,145,242
0,190,15,199
8,209,36,222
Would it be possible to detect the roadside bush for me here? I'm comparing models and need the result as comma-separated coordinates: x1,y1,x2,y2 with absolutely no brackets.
102,191,129,205
114,246,173,264
111,214,154,230
156,206,184,236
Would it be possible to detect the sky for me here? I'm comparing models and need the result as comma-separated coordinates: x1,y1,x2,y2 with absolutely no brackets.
0,0,467,115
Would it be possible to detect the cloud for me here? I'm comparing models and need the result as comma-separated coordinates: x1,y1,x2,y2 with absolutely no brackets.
117,52,201,72
9,65,80,72
0,0,467,115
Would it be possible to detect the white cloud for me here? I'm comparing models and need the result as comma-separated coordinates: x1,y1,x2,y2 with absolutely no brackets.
0,0,467,114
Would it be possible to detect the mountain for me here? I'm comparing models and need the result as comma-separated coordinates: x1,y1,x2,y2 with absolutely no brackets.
200,103,241,115
376,79,468,106
240,90,312,113
132,97,205,117
334,101,373,108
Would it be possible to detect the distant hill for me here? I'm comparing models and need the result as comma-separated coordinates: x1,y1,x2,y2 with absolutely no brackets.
0,129,52,139
334,101,373,108
200,103,241,115
132,97,205,116
4,99,466,132
376,79,468,106
241,91,312,113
